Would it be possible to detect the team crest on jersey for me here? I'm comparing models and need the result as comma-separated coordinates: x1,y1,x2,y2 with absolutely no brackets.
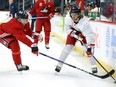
41,7,48,13
39,3,42,6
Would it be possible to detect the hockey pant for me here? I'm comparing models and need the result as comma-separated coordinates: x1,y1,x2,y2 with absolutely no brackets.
57,44,96,68
57,45,73,67
0,36,22,64
36,19,51,44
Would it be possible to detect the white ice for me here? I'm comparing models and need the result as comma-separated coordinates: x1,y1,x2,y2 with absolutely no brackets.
0,33,116,87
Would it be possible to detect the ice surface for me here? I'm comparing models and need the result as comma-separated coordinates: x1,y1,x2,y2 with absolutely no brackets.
0,35,116,87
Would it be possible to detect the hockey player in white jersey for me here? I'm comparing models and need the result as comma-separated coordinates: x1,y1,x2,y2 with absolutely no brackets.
55,5,98,73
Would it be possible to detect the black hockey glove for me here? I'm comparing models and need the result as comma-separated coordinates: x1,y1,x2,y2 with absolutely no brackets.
31,43,39,56
32,33,39,39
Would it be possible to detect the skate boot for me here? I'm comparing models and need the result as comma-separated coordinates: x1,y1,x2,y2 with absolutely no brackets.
45,44,50,49
91,67,98,73
22,65,29,70
16,64,29,71
55,66,61,73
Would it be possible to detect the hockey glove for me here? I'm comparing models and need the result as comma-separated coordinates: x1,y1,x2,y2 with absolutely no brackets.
31,43,39,56
70,30,82,39
48,13,54,19
86,44,95,57
32,33,40,39
32,33,43,43
38,34,43,42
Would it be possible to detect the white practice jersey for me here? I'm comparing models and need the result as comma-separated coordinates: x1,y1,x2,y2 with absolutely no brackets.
64,13,95,45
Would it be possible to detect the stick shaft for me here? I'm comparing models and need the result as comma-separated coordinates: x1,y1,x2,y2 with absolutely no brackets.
39,52,114,79
29,16,48,20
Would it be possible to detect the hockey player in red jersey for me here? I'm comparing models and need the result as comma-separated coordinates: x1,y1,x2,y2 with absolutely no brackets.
0,10,42,71
76,0,84,11
29,0,55,49
55,5,98,73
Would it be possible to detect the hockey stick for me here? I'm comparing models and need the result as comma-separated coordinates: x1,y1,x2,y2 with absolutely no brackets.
1,16,11,23
29,16,48,20
93,56,116,82
79,40,116,82
39,52,115,79
78,39,116,82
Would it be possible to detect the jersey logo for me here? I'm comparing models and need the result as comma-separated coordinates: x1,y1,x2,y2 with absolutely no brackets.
41,7,48,13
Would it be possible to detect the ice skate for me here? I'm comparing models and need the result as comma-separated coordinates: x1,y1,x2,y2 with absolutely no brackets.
91,67,98,73
55,66,61,73
16,64,29,71
45,44,50,49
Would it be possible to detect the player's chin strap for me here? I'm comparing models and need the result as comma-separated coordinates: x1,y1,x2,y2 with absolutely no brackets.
39,52,115,80
80,40,116,83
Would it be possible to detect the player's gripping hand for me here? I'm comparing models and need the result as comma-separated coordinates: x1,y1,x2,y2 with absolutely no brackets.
70,30,82,39
38,33,43,42
32,33,43,43
48,13,54,19
86,44,95,57
31,43,39,56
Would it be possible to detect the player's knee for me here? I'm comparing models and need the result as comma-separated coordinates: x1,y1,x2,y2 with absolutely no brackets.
9,41,20,52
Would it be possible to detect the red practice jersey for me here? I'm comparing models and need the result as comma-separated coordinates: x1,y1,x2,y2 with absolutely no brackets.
0,18,33,47
76,0,84,11
29,0,55,18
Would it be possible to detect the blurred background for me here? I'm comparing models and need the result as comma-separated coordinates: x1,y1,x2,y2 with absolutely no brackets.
0,0,116,22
